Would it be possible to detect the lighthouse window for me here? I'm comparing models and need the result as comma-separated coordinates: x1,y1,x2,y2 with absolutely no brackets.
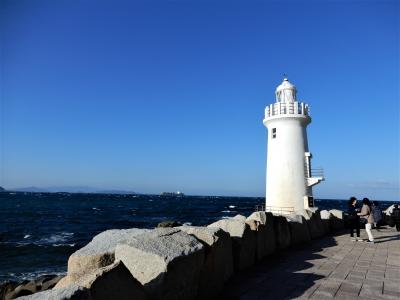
272,128,277,139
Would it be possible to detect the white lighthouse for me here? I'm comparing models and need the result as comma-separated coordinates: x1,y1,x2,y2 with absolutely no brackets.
263,77,324,213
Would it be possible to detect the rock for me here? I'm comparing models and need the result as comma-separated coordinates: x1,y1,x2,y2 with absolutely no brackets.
17,284,90,300
384,204,396,215
329,209,345,230
302,209,325,239
0,281,19,300
208,216,256,271
263,212,277,256
157,221,182,228
78,261,148,300
286,214,311,245
320,210,332,233
272,215,291,249
51,262,148,300
6,281,37,299
245,218,266,260
50,261,149,300
382,205,396,226
57,228,148,287
55,276,72,290
179,226,233,299
246,211,267,225
40,275,64,291
232,215,247,222
246,212,272,260
3,275,64,300
115,228,204,300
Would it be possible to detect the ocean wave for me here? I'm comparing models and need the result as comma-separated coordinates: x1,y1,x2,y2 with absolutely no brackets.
183,222,192,226
228,205,236,208
1,269,67,283
221,210,234,213
1,232,73,247
52,243,76,247
221,216,230,219
37,232,74,244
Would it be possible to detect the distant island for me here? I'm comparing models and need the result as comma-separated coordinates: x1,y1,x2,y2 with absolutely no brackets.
161,191,185,197
1,186,137,194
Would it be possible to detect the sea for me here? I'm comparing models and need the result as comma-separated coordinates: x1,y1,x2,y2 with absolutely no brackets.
0,192,397,283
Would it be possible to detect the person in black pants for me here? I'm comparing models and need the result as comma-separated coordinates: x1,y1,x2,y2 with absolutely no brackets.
348,197,361,241
392,204,400,232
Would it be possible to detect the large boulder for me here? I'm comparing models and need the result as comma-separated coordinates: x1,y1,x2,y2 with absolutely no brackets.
245,218,266,261
179,226,233,299
208,215,256,271
320,210,332,233
286,214,311,245
246,211,276,260
384,204,396,215
383,205,396,226
301,209,325,239
264,212,277,255
232,214,247,222
329,209,345,230
51,262,148,300
57,228,148,287
77,261,148,300
272,215,291,249
115,228,204,300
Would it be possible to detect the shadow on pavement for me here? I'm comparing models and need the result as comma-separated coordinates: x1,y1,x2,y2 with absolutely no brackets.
220,234,340,300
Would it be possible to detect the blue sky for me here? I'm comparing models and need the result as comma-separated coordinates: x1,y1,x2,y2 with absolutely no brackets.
1,0,399,200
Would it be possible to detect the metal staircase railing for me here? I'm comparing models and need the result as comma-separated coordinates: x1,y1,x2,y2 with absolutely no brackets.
255,205,295,215
310,168,324,178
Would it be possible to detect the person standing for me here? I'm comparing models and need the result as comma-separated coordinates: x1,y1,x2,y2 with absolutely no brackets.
372,201,382,230
347,197,361,241
391,204,400,232
358,198,375,243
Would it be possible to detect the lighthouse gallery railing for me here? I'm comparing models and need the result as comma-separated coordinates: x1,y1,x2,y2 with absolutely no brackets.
265,101,310,118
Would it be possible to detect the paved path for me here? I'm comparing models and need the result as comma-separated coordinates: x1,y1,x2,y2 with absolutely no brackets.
221,226,400,299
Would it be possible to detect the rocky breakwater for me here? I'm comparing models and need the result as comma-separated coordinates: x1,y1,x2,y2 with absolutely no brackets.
16,208,346,300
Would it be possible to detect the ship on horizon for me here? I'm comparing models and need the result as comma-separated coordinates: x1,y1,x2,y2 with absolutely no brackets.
160,191,185,197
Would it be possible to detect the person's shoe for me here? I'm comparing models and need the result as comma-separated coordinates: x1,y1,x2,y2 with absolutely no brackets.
366,240,375,244
357,238,364,242
351,238,357,242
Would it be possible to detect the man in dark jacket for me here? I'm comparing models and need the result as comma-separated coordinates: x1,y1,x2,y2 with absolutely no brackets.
392,204,400,232
348,197,361,241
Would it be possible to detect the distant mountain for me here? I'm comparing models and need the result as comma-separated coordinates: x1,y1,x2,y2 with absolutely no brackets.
13,186,49,193
0,186,5,192
45,186,98,193
95,190,137,195
9,186,137,194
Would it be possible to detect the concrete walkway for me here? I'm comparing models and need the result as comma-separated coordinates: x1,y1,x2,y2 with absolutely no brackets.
221,226,400,299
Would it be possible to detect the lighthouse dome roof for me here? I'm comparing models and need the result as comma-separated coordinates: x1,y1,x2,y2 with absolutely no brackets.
276,77,296,92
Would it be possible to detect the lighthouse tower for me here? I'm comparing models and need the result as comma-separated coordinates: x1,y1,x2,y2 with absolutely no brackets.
263,77,324,213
